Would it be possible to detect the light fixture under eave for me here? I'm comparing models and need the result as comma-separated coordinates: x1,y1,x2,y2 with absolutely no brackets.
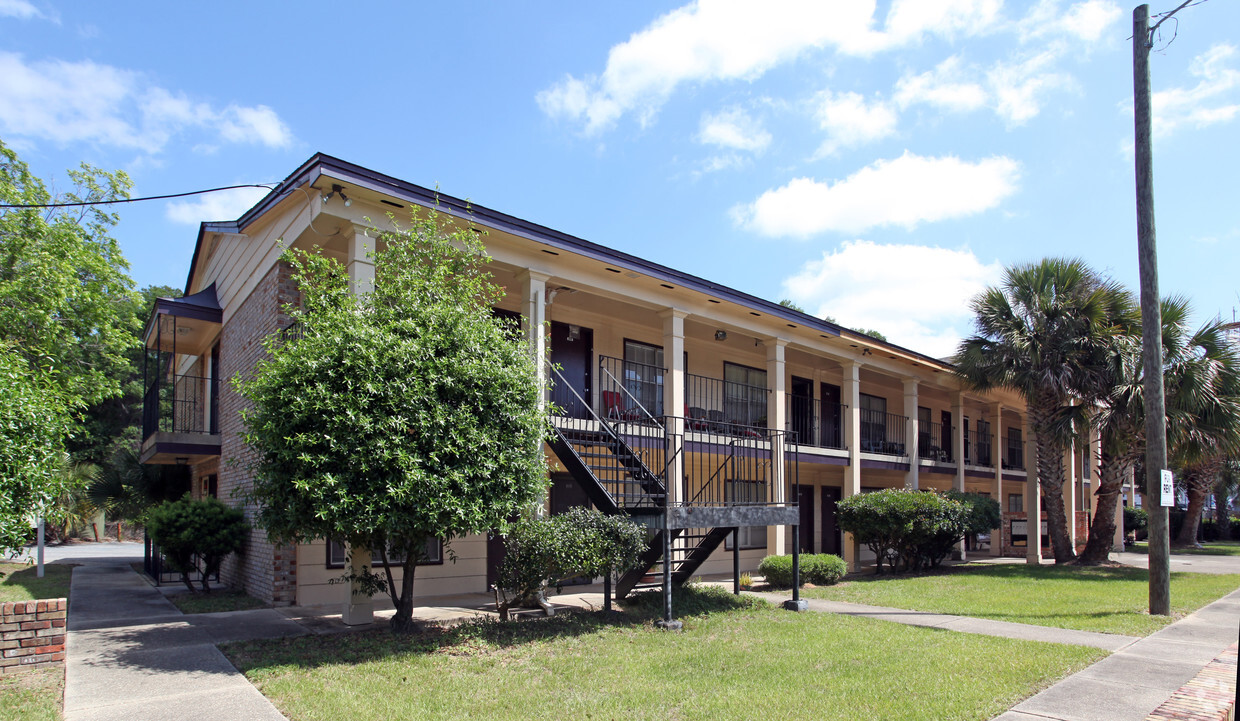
714,330,727,341
174,457,189,466
321,183,352,207
567,325,581,342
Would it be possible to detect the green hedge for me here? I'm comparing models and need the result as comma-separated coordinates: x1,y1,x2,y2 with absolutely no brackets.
145,497,247,593
758,553,846,587
835,488,969,574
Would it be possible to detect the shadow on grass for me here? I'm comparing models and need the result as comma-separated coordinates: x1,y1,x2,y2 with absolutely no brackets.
223,584,766,675
0,561,74,603
841,562,1150,585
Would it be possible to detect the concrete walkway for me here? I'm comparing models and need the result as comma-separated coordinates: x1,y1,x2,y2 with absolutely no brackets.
64,561,305,721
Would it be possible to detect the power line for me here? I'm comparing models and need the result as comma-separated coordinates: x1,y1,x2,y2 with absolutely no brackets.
0,183,279,210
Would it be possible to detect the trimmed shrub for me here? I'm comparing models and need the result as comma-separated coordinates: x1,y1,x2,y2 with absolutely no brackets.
758,553,846,587
1123,506,1148,537
144,497,247,593
945,490,1002,536
836,488,969,574
493,508,646,620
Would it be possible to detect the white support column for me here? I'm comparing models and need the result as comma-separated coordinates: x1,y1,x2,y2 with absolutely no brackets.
843,362,862,570
952,393,966,492
517,270,551,408
766,339,788,556
344,225,376,625
904,379,919,490
660,309,688,506
1025,418,1042,563
1065,437,1078,549
992,402,1003,556
348,224,376,295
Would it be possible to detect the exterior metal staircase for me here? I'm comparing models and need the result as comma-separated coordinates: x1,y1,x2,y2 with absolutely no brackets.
547,364,736,601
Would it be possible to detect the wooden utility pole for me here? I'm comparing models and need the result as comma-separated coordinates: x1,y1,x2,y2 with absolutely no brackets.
1133,1,1192,617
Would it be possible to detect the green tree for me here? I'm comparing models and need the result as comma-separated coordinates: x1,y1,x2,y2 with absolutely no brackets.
236,210,550,632
0,347,71,555
778,299,806,313
0,140,138,415
1079,299,1240,562
955,258,1133,563
145,497,247,593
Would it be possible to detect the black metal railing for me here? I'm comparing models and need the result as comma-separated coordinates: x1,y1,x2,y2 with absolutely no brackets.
675,417,793,508
143,532,220,587
917,421,951,462
598,355,665,420
859,409,908,456
278,319,303,345
686,372,769,429
964,429,994,467
786,397,846,450
142,374,211,438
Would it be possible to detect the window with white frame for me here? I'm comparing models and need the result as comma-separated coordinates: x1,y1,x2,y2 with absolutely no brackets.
327,537,442,568
723,362,767,426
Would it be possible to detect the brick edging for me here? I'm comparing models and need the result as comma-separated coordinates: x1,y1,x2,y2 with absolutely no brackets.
1145,643,1237,721
0,598,67,674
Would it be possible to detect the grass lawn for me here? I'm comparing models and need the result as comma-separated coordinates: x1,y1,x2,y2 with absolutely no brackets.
0,667,62,721
0,562,72,605
168,589,267,615
1131,541,1240,557
794,563,1240,636
223,587,1106,721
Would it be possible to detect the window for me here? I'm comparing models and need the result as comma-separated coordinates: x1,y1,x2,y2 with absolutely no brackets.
859,393,887,452
1008,494,1023,513
1081,446,1090,480
623,340,664,416
327,537,443,568
1006,427,1023,468
724,362,767,426
725,526,767,550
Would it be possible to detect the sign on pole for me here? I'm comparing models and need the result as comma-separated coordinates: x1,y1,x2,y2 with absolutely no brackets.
1160,469,1175,507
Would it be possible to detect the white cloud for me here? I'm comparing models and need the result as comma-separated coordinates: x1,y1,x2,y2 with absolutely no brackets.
894,56,988,112
782,240,1003,357
0,51,294,153
0,0,44,20
1151,44,1240,137
1017,0,1122,44
697,107,771,152
987,49,1072,125
734,151,1020,237
814,90,897,155
165,186,271,225
537,0,1002,134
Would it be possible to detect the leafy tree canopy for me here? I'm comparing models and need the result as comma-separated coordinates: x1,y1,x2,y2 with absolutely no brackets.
0,139,139,415
237,209,550,631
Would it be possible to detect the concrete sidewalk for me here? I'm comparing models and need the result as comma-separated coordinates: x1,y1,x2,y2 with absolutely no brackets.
64,561,304,721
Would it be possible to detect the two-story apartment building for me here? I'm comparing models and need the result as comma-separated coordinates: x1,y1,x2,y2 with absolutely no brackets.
140,153,1095,612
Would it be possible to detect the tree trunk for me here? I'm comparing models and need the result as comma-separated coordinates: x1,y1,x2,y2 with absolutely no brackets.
1077,456,1131,565
390,558,418,633
1028,397,1076,563
1176,484,1208,548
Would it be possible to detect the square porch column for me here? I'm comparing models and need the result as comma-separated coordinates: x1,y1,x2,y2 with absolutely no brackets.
1024,418,1042,563
904,379,918,490
516,270,551,410
348,224,375,295
843,361,862,570
660,309,688,506
952,393,966,492
992,402,1003,556
344,226,376,625
766,339,788,556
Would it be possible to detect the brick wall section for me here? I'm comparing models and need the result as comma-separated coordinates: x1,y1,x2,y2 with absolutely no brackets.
1000,511,1089,557
216,261,299,605
1145,643,1236,721
0,599,66,674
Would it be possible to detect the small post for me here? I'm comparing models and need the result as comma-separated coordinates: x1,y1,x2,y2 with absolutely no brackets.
732,527,740,595
36,518,44,578
603,571,613,613
655,530,682,630
783,525,807,612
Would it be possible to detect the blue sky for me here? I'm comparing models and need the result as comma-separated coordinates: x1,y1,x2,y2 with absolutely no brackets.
1,0,1237,357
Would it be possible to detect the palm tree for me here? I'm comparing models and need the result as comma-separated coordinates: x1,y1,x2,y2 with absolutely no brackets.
1078,299,1240,562
956,258,1134,564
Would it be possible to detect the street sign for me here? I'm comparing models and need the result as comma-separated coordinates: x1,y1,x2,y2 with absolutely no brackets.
1160,469,1175,507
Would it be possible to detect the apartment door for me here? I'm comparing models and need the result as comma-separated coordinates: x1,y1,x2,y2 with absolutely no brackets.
798,485,814,553
940,410,952,461
549,321,593,418
790,377,813,444
820,487,842,555
820,382,842,447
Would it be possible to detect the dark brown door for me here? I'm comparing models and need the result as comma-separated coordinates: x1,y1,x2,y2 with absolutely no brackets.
820,487,842,555
790,377,813,444
550,321,593,418
940,410,952,461
798,485,814,553
820,382,842,447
